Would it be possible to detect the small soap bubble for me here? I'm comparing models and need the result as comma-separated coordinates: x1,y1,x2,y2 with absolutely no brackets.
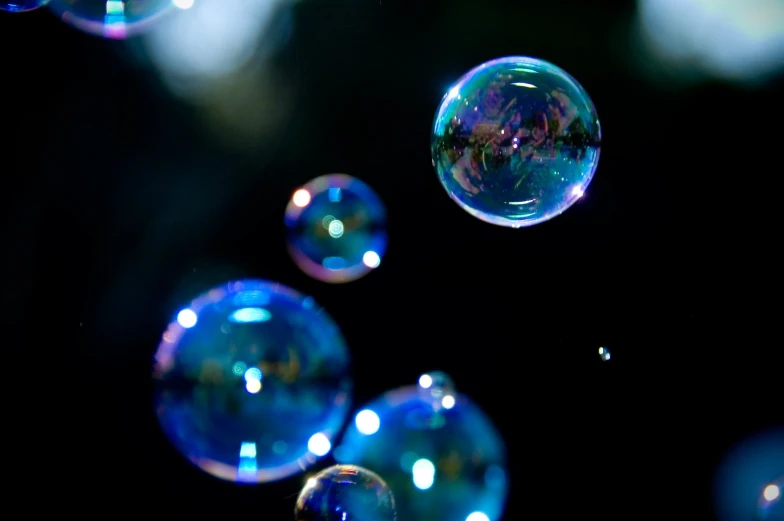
47,0,175,39
599,347,611,361
336,375,508,521
0,0,47,12
295,464,397,521
153,279,352,483
431,56,601,227
285,174,388,284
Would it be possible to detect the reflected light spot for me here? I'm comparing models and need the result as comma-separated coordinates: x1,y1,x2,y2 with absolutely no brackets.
466,513,491,521
355,409,381,435
362,251,381,268
764,484,780,502
328,219,344,238
176,308,197,328
239,441,257,458
419,374,433,389
511,82,536,88
244,367,262,382
245,378,261,394
229,307,271,323
442,395,456,409
293,189,311,208
172,0,194,9
308,433,331,457
412,458,436,490
572,186,585,198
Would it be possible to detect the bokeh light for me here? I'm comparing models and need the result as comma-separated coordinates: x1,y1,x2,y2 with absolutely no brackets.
759,476,783,520
599,346,611,361
431,56,601,228
0,0,47,12
153,279,352,483
47,0,175,39
285,174,388,284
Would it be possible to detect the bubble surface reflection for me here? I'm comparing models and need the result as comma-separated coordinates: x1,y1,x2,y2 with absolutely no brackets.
0,0,47,12
431,56,601,228
153,279,352,483
47,0,174,39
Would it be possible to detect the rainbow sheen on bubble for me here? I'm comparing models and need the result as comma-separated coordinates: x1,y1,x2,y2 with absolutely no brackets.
153,279,352,483
0,0,47,12
335,372,508,521
285,174,388,284
47,0,174,39
295,465,397,521
431,56,601,227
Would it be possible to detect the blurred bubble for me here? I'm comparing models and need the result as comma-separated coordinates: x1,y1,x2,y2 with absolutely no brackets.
153,279,352,483
295,465,397,521
336,374,508,521
599,346,611,361
0,0,47,12
285,174,388,284
431,56,601,228
714,428,784,521
47,0,175,39
635,0,784,84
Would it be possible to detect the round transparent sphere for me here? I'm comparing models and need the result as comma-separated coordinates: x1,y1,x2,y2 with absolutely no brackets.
295,465,397,521
0,0,47,12
153,279,352,483
47,0,174,39
335,373,508,521
431,56,601,228
758,476,783,521
285,174,388,283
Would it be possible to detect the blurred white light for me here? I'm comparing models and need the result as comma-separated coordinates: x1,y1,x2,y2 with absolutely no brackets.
176,308,197,328
307,433,331,457
355,409,381,435
764,484,780,502
245,378,261,394
172,0,195,9
362,251,381,268
466,513,491,521
412,459,436,490
293,189,311,208
441,395,456,409
419,374,433,389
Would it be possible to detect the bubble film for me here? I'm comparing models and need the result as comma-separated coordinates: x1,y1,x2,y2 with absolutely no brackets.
0,0,47,12
285,174,388,284
335,373,508,521
47,0,174,39
431,56,601,227
153,279,352,483
295,465,397,521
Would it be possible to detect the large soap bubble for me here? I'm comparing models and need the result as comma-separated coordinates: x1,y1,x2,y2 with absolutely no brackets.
431,56,601,228
47,0,175,38
153,279,352,483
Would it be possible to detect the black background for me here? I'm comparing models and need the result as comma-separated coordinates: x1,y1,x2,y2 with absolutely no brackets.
3,0,782,518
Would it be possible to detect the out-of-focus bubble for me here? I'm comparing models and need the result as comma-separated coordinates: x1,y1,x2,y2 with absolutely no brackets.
635,0,784,84
714,428,784,521
431,56,601,228
335,373,508,521
285,174,388,284
153,279,352,483
47,0,174,39
599,346,611,361
295,465,397,521
0,0,47,12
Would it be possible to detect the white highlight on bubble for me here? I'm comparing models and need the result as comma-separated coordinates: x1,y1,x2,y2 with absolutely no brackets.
764,484,780,502
172,0,194,9
177,308,198,328
419,374,433,389
572,186,585,198
466,513,491,521
307,433,331,457
362,251,381,268
355,409,381,435
441,395,456,409
245,378,261,394
328,219,344,238
412,458,436,490
293,189,311,208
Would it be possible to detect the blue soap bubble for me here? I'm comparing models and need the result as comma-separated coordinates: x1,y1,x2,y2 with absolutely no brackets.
0,0,47,12
153,279,352,483
335,372,508,521
295,465,397,521
431,56,601,228
285,174,388,284
47,0,175,39
758,476,782,521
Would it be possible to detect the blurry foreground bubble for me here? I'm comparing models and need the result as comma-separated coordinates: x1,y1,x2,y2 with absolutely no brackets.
431,56,601,228
47,0,175,39
0,0,47,12
714,428,784,521
285,174,388,283
335,372,508,521
599,346,611,361
295,465,397,521
153,279,352,483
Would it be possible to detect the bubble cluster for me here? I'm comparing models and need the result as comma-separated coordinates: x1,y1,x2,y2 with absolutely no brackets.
431,56,601,228
47,0,174,39
153,279,352,483
285,174,388,283
335,373,508,521
295,465,397,521
0,0,47,12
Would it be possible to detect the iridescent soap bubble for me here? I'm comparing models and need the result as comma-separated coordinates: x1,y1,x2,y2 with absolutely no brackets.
285,174,388,283
153,279,352,483
295,465,397,521
431,56,601,227
47,0,175,39
335,372,508,521
0,0,47,12
758,476,783,521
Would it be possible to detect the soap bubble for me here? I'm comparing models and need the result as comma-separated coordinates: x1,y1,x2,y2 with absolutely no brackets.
295,465,397,521
153,279,352,483
758,476,783,521
285,174,388,284
335,373,508,521
599,346,611,361
431,56,601,228
0,0,47,12
47,0,174,39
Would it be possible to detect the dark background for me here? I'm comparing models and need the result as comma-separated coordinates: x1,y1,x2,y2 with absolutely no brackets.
3,0,782,518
